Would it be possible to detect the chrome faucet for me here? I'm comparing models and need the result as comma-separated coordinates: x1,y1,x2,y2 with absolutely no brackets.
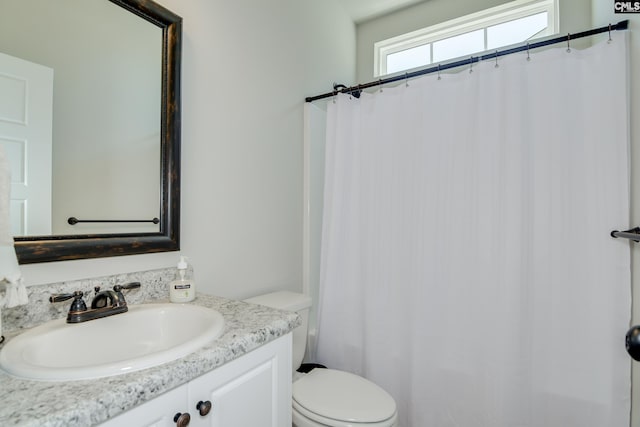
50,282,141,323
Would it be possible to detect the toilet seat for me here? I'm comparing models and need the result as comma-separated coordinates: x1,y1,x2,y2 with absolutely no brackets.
293,369,397,427
293,401,397,427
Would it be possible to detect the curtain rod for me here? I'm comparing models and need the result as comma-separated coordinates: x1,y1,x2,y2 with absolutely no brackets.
611,227,640,242
305,20,629,103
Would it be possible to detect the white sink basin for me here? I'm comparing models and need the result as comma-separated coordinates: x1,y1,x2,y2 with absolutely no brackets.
0,303,225,381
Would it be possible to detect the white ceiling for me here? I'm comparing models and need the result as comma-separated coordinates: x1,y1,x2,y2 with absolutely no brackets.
338,0,428,23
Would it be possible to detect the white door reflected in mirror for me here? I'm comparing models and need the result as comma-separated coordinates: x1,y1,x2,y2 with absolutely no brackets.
0,52,53,236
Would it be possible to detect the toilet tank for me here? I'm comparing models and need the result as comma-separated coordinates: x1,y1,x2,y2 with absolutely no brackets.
244,291,312,372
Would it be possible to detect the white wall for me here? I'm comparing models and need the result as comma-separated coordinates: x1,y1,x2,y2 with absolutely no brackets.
592,4,640,425
19,0,355,300
355,0,592,84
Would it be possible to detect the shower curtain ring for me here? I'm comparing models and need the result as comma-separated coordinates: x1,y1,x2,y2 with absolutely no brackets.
526,42,531,61
494,50,499,68
608,23,612,43
350,84,360,100
566,33,571,53
437,64,442,80
379,79,383,93
405,72,409,87
469,56,474,74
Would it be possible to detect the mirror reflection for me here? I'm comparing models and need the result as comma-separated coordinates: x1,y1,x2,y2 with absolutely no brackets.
0,0,162,236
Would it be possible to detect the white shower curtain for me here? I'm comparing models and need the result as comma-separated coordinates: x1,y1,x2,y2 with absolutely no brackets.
316,33,630,427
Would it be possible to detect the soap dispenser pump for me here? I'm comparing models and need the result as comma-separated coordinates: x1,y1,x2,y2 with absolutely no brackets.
169,256,196,303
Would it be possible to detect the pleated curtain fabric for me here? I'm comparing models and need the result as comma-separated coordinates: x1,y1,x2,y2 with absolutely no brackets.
316,32,631,427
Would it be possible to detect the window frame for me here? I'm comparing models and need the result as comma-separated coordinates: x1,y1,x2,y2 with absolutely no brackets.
374,0,559,77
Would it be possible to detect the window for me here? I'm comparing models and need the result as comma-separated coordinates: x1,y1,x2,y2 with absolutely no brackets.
375,0,558,77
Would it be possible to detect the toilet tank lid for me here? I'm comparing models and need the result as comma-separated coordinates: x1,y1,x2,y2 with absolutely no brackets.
244,291,312,312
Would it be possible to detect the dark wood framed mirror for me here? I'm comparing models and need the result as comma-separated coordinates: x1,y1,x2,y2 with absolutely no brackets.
13,0,181,264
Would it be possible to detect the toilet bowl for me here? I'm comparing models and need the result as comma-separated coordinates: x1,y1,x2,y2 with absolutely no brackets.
244,291,397,427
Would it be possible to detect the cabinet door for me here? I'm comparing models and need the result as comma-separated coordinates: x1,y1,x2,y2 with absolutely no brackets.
98,383,189,427
188,334,292,427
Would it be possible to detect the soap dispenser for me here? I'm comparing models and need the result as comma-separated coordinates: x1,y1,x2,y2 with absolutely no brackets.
169,256,196,303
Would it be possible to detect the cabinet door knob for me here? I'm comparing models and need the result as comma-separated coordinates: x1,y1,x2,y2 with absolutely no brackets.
173,412,191,426
197,400,212,416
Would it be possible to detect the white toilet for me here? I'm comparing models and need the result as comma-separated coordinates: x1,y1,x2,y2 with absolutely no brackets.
244,291,398,427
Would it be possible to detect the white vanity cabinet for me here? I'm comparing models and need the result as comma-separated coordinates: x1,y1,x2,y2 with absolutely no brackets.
99,334,292,427
99,384,189,427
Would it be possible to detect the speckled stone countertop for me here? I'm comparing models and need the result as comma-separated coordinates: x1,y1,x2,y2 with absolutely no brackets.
0,272,299,427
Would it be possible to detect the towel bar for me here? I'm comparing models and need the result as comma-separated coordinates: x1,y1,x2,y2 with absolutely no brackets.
67,217,160,225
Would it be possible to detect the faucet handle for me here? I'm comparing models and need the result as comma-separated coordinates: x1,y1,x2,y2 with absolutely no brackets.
50,291,87,313
50,290,83,303
113,282,141,292
112,282,141,306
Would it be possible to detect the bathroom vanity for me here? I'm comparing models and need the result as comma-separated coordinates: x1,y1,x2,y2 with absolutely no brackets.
99,335,291,427
0,277,299,427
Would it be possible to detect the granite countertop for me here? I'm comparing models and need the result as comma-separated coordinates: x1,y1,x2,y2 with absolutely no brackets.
0,293,299,427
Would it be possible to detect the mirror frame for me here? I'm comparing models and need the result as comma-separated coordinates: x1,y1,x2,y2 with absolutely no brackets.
15,0,182,264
